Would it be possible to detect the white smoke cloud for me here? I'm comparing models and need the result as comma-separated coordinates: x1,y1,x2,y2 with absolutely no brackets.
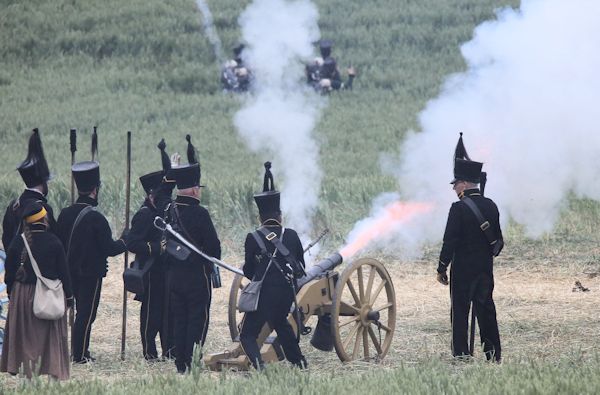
234,0,323,241
196,0,224,64
346,0,600,256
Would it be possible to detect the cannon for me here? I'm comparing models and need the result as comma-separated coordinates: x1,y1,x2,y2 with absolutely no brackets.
207,252,397,370
154,217,397,370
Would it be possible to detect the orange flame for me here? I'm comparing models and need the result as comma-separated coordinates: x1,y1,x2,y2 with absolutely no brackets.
340,201,434,259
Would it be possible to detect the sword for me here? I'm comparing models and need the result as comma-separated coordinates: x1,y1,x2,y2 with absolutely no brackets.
153,216,243,276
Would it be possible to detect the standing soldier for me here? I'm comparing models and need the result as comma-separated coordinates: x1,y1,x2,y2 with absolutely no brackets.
126,139,177,360
166,135,221,374
57,131,128,363
437,133,503,362
2,129,56,249
239,162,307,370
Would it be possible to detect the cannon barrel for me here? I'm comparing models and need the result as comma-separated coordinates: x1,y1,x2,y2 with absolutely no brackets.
297,252,343,289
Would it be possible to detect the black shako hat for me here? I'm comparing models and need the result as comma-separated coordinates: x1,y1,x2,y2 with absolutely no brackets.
253,161,281,218
73,126,100,193
17,128,52,188
171,135,203,189
139,139,173,195
319,39,333,58
451,133,483,184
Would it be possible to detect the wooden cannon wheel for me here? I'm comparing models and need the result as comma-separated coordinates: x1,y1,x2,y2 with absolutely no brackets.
228,273,249,340
331,257,396,362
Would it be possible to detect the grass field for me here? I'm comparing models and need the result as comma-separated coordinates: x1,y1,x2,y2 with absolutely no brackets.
0,0,523,244
3,0,600,393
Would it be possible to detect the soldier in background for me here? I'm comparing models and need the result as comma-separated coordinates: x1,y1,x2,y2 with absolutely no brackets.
126,139,177,361
166,135,221,374
239,162,307,370
221,44,252,93
437,134,503,362
2,129,57,249
57,132,128,363
306,40,355,93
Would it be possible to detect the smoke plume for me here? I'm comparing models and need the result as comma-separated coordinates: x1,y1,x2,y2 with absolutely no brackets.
196,0,224,64
234,0,323,241
344,0,600,258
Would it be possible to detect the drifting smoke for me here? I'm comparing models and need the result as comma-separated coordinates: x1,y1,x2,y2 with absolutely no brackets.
234,0,323,240
343,0,600,258
196,0,224,64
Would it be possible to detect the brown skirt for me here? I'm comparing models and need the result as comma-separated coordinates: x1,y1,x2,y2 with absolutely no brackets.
0,282,70,380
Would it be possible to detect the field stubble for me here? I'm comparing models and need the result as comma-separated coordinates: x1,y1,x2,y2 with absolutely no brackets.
2,235,600,393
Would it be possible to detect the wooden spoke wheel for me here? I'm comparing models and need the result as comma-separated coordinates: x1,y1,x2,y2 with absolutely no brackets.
228,273,249,340
331,257,396,362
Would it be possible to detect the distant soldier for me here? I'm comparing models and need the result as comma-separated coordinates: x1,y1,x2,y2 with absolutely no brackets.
437,133,503,362
307,40,355,93
165,135,221,374
57,131,128,363
221,44,252,93
239,162,307,370
2,129,57,250
126,139,177,361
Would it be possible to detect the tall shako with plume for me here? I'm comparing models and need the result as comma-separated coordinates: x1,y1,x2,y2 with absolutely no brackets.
451,133,483,187
72,127,101,194
139,139,172,196
171,135,202,189
254,161,280,219
17,128,52,188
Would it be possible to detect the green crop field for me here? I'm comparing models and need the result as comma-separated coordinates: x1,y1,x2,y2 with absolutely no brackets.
0,0,527,245
3,0,600,393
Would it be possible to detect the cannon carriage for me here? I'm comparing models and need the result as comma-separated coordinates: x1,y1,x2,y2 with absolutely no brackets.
154,217,397,371
206,252,397,371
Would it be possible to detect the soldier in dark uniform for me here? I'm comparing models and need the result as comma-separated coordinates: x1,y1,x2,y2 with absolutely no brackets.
307,40,355,93
57,133,128,363
221,44,252,93
166,135,221,374
2,129,57,249
239,162,307,370
437,134,503,362
126,139,177,360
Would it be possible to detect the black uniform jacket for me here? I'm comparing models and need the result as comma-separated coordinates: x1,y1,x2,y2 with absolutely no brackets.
57,195,126,278
438,188,503,279
171,195,221,269
4,223,73,299
2,189,58,249
243,225,305,287
126,199,164,272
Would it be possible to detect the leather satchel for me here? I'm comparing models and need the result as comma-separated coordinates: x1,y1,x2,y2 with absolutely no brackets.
123,257,155,295
238,259,272,313
21,234,65,320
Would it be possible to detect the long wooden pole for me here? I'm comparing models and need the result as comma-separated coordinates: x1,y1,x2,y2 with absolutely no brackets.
69,128,76,330
121,131,131,360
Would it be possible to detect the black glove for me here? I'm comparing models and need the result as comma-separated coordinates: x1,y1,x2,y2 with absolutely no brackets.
436,272,449,286
66,297,75,309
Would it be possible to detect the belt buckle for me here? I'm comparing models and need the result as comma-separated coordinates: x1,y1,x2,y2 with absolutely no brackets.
480,221,490,231
266,232,277,241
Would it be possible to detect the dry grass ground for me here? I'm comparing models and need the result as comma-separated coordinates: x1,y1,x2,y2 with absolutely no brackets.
3,236,599,388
